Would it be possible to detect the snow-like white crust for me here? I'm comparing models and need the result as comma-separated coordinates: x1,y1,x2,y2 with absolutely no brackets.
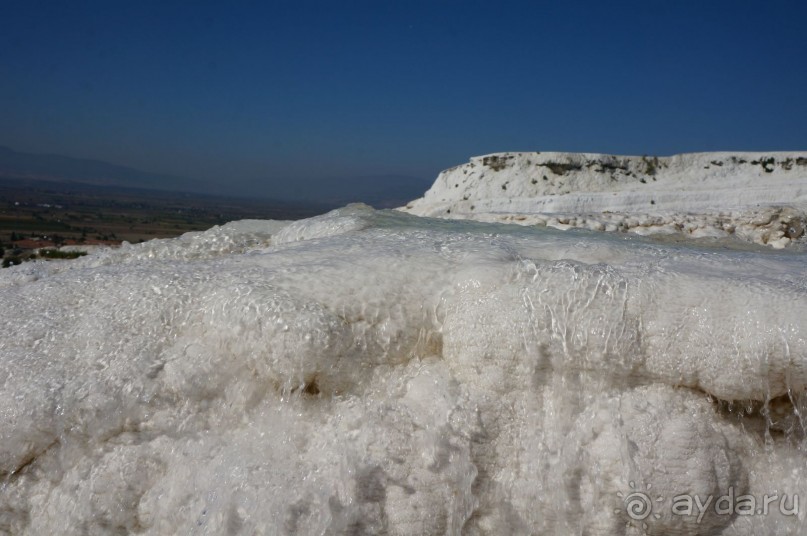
0,205,805,534
402,152,807,248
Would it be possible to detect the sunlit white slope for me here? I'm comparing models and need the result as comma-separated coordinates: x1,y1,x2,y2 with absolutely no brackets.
0,205,805,535
402,152,807,247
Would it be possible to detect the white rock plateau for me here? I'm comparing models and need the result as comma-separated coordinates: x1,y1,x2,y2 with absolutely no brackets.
0,153,806,535
402,152,807,248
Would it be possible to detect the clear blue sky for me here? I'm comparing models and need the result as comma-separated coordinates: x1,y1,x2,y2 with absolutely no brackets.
1,0,805,197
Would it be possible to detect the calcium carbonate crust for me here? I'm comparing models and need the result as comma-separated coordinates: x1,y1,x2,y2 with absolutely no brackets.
401,152,807,248
0,205,805,535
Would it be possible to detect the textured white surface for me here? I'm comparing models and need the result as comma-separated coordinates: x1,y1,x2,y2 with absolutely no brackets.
401,152,807,248
0,204,805,534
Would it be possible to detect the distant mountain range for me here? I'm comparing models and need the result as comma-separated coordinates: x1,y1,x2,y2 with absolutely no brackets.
0,145,206,193
0,145,432,208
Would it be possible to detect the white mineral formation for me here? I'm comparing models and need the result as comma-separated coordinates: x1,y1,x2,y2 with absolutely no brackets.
1,155,806,535
402,152,807,248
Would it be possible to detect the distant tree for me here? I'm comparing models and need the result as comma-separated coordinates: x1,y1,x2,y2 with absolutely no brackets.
2,257,21,268
39,249,86,260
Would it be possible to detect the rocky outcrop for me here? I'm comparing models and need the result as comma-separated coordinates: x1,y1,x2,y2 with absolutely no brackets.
402,152,807,247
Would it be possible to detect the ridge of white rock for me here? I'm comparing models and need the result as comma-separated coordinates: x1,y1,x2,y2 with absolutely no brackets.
401,152,807,248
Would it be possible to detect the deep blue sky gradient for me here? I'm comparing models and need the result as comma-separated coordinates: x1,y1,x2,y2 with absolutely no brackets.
1,0,805,197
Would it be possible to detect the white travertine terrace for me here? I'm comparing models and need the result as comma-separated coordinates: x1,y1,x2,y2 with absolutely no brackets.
402,152,807,248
